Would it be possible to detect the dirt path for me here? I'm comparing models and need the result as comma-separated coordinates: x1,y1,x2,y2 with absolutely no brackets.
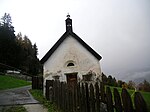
24,104,48,112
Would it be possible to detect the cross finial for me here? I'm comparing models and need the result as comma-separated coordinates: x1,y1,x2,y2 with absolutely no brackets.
67,13,70,18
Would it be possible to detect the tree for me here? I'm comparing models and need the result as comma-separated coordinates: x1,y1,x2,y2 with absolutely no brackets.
0,13,17,68
1,13,12,27
122,82,128,89
0,13,42,75
16,33,42,75
33,43,38,58
138,80,150,92
127,80,136,90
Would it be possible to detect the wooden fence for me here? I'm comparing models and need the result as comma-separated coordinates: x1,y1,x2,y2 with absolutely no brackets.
32,76,43,89
46,80,148,112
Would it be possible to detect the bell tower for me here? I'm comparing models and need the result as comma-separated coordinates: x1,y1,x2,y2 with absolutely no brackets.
65,14,73,32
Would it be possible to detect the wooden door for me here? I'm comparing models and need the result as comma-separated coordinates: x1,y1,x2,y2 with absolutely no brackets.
66,73,77,89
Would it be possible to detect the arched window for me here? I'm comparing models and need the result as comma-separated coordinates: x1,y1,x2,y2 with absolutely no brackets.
67,63,75,67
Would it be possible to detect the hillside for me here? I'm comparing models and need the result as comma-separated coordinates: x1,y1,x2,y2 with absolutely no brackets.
0,75,31,90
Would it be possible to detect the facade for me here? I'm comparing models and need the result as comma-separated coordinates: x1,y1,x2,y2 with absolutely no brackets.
41,15,102,93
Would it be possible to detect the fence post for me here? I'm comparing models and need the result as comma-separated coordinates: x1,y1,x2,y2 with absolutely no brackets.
33,76,38,89
81,83,86,112
95,82,100,112
39,76,43,89
114,88,122,112
32,76,43,90
89,84,96,112
57,81,61,109
100,82,106,103
55,80,59,107
134,92,147,112
77,83,81,112
121,88,133,112
106,87,114,112
64,82,68,112
73,83,78,112
53,80,56,104
85,83,90,112
61,82,65,111
59,82,63,110
68,87,73,112
46,80,53,100
32,76,35,89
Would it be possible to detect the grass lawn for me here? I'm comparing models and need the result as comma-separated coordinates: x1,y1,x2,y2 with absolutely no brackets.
29,89,59,112
0,75,31,90
140,91,150,111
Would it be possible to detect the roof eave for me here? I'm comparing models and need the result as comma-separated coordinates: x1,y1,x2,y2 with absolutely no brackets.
40,31,102,64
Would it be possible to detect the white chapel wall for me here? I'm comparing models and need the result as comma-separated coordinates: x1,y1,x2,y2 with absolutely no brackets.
43,35,101,94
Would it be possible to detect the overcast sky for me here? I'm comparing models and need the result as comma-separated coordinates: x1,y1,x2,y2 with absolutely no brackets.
0,0,150,82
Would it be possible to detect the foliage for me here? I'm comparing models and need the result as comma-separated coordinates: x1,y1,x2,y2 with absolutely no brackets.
102,72,118,87
16,33,42,75
1,105,27,112
0,75,31,90
102,72,137,90
1,13,12,28
138,80,150,92
128,80,136,90
0,13,42,75
117,80,124,87
29,89,59,112
122,82,128,89
0,13,18,68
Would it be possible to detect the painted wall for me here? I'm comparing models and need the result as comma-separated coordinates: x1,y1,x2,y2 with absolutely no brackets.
43,35,101,94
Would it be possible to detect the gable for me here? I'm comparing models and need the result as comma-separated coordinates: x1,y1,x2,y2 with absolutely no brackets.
40,31,102,64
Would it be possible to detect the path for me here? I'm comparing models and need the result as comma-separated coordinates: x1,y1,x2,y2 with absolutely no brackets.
24,104,48,112
0,86,48,112
0,85,38,105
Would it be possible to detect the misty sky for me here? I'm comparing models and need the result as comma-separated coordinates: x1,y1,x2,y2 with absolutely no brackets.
0,0,150,82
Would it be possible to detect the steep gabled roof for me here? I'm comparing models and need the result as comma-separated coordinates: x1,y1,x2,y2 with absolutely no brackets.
40,31,102,64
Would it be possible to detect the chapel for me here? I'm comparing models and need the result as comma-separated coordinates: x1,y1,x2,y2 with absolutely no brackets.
41,15,102,91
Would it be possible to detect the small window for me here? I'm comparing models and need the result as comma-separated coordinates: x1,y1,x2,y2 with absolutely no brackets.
67,63,74,67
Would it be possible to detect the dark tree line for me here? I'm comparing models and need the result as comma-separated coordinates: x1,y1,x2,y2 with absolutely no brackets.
0,13,42,76
102,72,133,88
102,72,150,92
102,72,119,87
138,80,150,92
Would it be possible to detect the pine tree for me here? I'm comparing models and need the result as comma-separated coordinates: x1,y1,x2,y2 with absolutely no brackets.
0,13,18,68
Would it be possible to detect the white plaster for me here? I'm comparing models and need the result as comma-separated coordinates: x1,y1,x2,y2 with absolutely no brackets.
43,35,102,95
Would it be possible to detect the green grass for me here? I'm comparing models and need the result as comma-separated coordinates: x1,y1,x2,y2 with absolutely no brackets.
140,91,150,111
1,105,27,112
0,75,31,90
29,89,59,112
